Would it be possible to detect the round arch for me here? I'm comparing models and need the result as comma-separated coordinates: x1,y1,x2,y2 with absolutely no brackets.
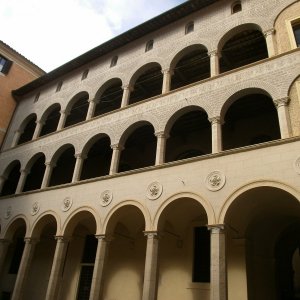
49,143,76,164
102,200,151,234
40,103,61,123
129,62,162,87
218,180,300,224
65,91,89,113
154,192,216,230
61,206,101,236
24,152,46,172
82,133,111,156
30,211,60,237
3,215,29,239
95,77,123,100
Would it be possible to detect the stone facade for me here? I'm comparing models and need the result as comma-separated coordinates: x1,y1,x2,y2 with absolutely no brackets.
0,1,300,300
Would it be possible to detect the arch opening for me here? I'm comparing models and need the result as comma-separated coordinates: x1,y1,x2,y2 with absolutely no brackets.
81,135,112,180
49,145,76,186
94,79,123,117
165,108,211,162
171,46,210,90
119,123,156,172
40,104,61,137
1,161,21,196
222,93,280,150
129,64,163,105
17,114,36,145
220,28,268,73
65,93,89,128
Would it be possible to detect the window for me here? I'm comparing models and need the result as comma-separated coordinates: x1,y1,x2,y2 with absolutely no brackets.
82,69,89,80
34,92,40,103
293,22,300,47
193,226,210,282
110,56,118,67
56,81,63,92
185,21,194,34
232,1,242,14
0,55,12,75
145,40,154,52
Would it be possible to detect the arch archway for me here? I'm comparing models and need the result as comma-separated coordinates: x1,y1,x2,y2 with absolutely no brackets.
119,122,156,172
156,197,209,300
219,24,268,73
40,103,61,136
17,114,36,145
222,92,280,150
129,63,163,104
94,78,123,117
224,186,300,300
1,160,21,196
103,204,146,300
170,45,210,90
165,106,211,162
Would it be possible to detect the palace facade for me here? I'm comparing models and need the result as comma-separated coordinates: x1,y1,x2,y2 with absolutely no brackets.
0,1,300,299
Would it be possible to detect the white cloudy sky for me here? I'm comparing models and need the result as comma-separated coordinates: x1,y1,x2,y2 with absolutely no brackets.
1,0,186,72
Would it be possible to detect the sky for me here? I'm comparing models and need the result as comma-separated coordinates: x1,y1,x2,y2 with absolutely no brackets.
1,0,186,72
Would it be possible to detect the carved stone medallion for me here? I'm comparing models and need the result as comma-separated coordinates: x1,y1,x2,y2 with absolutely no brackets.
205,171,226,191
31,202,40,216
4,206,12,219
294,157,300,175
100,190,113,207
61,197,73,212
146,181,163,200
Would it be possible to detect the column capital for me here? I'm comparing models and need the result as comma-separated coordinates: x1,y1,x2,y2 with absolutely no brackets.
95,234,113,242
161,68,174,75
207,224,226,234
155,131,169,139
20,168,29,175
88,98,96,103
208,116,222,125
45,161,56,168
54,235,70,243
122,84,133,91
208,49,219,57
74,152,87,160
274,97,290,108
110,143,124,151
263,28,275,37
143,231,160,239
24,237,39,244
35,120,45,126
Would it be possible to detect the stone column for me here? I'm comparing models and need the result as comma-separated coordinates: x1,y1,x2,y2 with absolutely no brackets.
57,109,68,130
142,231,159,300
155,131,168,165
16,169,29,194
11,238,38,300
72,153,86,182
209,50,220,77
33,120,44,139
0,239,11,275
162,69,173,94
41,162,54,189
109,144,123,175
12,130,22,147
208,225,227,300
0,175,7,194
209,117,222,153
121,85,132,108
89,235,110,300
274,97,292,139
86,98,96,120
264,28,276,58
45,236,69,300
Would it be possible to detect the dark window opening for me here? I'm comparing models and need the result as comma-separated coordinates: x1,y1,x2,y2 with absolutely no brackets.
1,162,21,196
193,226,210,283
49,147,76,186
40,105,61,136
17,115,36,145
166,110,211,163
119,124,156,172
145,40,154,52
129,66,163,104
171,48,210,90
23,155,45,192
81,136,112,180
82,69,89,80
64,94,89,127
232,1,242,14
0,55,12,75
34,92,40,103
293,22,300,47
94,81,123,117
223,94,281,150
82,235,97,264
220,29,268,73
56,81,63,92
110,56,118,67
185,22,194,34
